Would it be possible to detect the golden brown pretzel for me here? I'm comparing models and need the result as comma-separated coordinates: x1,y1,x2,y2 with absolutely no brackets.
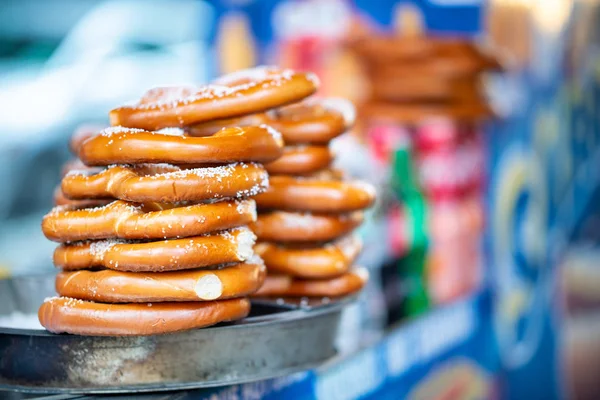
255,175,376,213
187,99,355,145
255,235,362,278
38,296,250,336
250,211,363,242
362,101,493,125
43,199,256,242
186,114,268,137
55,259,266,302
109,67,318,130
372,56,496,80
370,75,481,103
53,186,111,208
69,124,105,154
267,98,355,144
254,267,368,297
60,159,100,177
264,145,333,175
78,126,283,166
53,227,256,272
61,163,268,203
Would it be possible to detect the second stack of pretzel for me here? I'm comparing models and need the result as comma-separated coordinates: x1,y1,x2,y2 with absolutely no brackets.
188,82,377,299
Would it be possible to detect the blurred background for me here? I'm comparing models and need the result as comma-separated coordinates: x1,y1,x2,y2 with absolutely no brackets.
0,0,599,399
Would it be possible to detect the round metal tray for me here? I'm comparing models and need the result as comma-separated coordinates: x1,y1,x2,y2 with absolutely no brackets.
0,274,348,394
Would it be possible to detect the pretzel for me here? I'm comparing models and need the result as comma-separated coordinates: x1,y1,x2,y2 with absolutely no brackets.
61,159,100,177
38,296,250,336
61,163,268,203
370,75,480,103
109,67,319,130
267,98,355,144
352,36,444,61
362,101,493,125
53,227,256,272
187,98,355,145
43,199,257,242
372,55,498,79
354,36,494,65
250,211,363,242
78,126,283,166
55,259,266,302
53,186,111,208
186,114,268,137
254,267,368,297
255,235,362,278
265,145,333,175
255,175,376,212
69,124,105,154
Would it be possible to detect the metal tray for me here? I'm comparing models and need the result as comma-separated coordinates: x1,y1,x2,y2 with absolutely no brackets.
0,274,348,394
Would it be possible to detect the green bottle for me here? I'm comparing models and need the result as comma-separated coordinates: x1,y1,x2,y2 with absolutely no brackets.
391,145,430,317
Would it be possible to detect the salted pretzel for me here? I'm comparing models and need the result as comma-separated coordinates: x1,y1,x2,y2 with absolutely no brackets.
78,126,283,166
267,98,355,144
53,187,110,208
109,67,319,130
255,235,362,278
372,55,498,80
61,163,268,203
61,159,100,177
354,36,492,64
53,227,256,272
265,145,333,175
254,267,368,297
353,36,436,61
69,124,105,154
255,175,376,213
55,259,266,302
250,211,363,242
370,75,481,103
187,114,268,137
39,296,250,336
43,198,256,242
187,98,355,145
362,101,493,125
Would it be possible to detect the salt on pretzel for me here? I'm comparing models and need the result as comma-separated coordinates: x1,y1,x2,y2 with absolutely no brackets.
255,235,362,278
255,175,376,213
53,227,256,272
78,126,283,166
265,145,333,175
43,199,257,242
39,296,250,336
55,259,266,302
187,98,355,145
250,211,363,242
254,267,368,297
109,67,319,130
61,163,268,203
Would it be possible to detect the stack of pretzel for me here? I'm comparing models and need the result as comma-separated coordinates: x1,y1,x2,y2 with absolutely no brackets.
39,67,320,336
353,35,500,121
251,99,376,298
186,74,377,298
